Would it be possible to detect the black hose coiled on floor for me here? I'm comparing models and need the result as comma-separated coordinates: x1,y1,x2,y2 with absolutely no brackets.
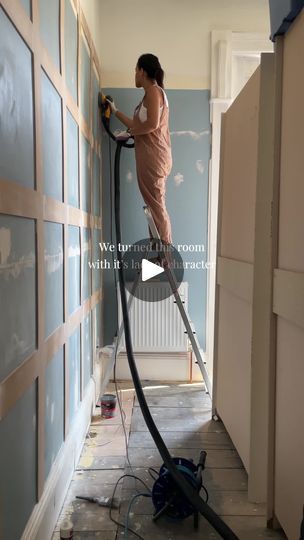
113,141,239,540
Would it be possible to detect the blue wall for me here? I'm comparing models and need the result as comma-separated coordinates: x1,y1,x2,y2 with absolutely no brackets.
0,2,102,536
102,88,210,350
45,349,64,479
0,383,37,540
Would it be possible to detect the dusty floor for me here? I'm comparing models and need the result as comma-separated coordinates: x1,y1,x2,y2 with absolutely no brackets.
52,381,286,540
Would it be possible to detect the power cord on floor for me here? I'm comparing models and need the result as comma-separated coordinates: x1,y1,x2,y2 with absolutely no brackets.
109,473,152,540
201,484,209,503
147,467,159,482
125,492,152,540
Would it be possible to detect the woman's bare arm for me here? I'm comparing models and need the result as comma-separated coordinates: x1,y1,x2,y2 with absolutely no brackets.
130,86,162,136
115,110,134,129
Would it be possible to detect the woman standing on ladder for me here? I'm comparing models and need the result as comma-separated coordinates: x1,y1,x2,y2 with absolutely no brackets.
107,53,172,245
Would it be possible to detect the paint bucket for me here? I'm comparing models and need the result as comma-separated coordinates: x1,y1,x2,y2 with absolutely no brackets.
60,519,73,539
100,393,117,419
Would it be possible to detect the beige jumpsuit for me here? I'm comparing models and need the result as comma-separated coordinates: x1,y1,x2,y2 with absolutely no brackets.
133,86,172,244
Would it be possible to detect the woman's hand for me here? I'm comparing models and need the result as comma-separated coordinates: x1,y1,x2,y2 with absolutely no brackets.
106,98,118,114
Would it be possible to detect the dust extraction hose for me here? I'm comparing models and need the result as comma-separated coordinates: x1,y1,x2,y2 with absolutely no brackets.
113,141,239,540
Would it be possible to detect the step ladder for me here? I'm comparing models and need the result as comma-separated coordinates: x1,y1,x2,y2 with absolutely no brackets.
143,206,211,396
102,206,212,397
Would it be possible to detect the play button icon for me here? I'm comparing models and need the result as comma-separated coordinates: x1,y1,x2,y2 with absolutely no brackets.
121,238,184,302
141,259,164,282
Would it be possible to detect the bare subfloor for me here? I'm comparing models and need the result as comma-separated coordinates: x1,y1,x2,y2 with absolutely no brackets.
53,381,286,540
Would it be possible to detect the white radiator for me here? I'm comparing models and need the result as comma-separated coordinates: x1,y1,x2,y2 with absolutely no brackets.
117,282,188,352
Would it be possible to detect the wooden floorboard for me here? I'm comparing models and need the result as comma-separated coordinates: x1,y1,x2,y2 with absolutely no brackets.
120,465,248,492
125,447,243,468
129,430,235,449
131,406,218,432
52,533,116,539
114,514,286,540
119,488,266,517
53,381,286,540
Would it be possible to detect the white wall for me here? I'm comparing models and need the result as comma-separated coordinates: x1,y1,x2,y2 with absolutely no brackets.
79,0,103,64
97,0,270,89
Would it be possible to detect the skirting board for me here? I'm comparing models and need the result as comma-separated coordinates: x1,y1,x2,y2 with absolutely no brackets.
114,352,204,382
21,378,97,540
